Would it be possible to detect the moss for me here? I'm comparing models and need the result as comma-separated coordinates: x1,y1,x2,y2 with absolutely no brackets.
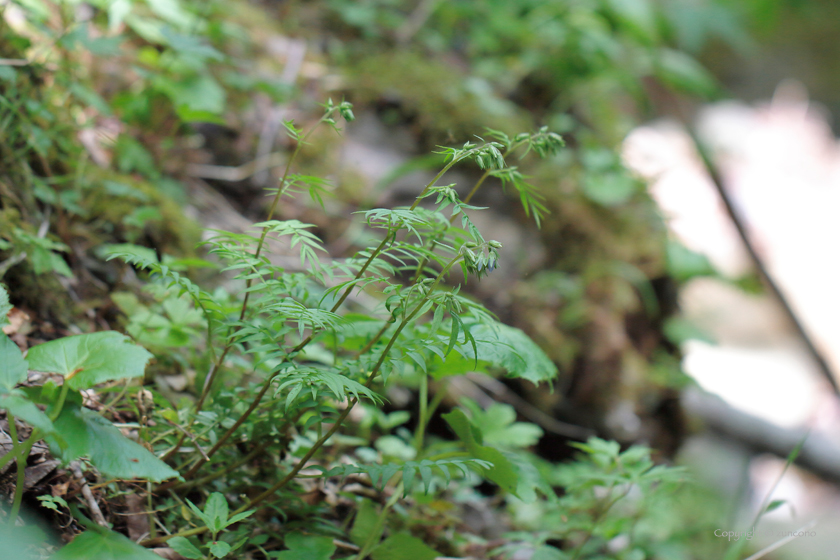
347,50,533,148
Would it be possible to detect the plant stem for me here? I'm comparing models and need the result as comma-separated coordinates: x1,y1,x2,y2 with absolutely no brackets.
192,113,330,414
569,483,630,560
168,112,339,463
229,256,462,515
410,141,521,282
6,414,38,522
355,481,403,560
413,374,428,453
171,439,271,493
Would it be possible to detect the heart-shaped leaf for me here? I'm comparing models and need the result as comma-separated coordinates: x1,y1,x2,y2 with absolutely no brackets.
0,333,28,391
51,527,163,560
49,402,178,482
27,331,153,390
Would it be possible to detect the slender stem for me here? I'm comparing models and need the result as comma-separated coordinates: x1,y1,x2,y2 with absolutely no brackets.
424,379,448,428
170,112,338,464
354,314,395,358
413,374,428,453
569,483,629,560
7,414,38,522
410,142,519,283
171,439,271,493
687,129,840,397
355,482,403,560
192,115,328,414
177,217,406,476
229,256,462,515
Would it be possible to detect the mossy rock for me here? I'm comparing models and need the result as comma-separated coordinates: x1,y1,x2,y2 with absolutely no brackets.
347,50,532,148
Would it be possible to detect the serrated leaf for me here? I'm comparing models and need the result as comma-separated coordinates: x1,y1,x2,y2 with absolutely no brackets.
275,532,336,560
370,533,439,560
0,333,28,391
27,332,153,390
168,537,204,560
51,528,164,560
49,402,178,482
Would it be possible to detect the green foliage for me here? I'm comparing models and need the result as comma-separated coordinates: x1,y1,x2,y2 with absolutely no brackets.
370,533,439,560
50,525,163,560
26,332,153,390
0,0,758,557
49,402,178,482
274,532,336,560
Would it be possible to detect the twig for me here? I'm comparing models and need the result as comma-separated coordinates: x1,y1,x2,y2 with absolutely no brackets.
683,389,840,484
685,127,840,397
70,461,108,527
396,0,440,44
185,152,288,182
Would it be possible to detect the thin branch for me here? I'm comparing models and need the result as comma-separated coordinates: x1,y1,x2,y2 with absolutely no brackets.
70,461,108,527
686,128,840,397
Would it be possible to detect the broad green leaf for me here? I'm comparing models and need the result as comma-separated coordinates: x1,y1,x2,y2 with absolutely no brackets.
0,393,56,435
431,323,558,385
582,171,637,206
462,401,543,448
51,528,163,560
209,541,231,558
531,545,566,560
666,239,716,282
274,532,335,560
442,409,520,496
49,403,178,482
204,492,229,532
0,523,47,560
168,537,203,560
0,333,28,391
370,533,438,560
166,74,226,115
350,499,381,548
27,332,153,390
108,0,132,31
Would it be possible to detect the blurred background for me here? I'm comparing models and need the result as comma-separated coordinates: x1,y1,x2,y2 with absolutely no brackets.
3,0,840,557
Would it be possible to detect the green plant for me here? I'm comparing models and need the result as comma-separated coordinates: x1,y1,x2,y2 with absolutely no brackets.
0,293,175,522
0,0,760,557
96,101,568,551
167,492,255,559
